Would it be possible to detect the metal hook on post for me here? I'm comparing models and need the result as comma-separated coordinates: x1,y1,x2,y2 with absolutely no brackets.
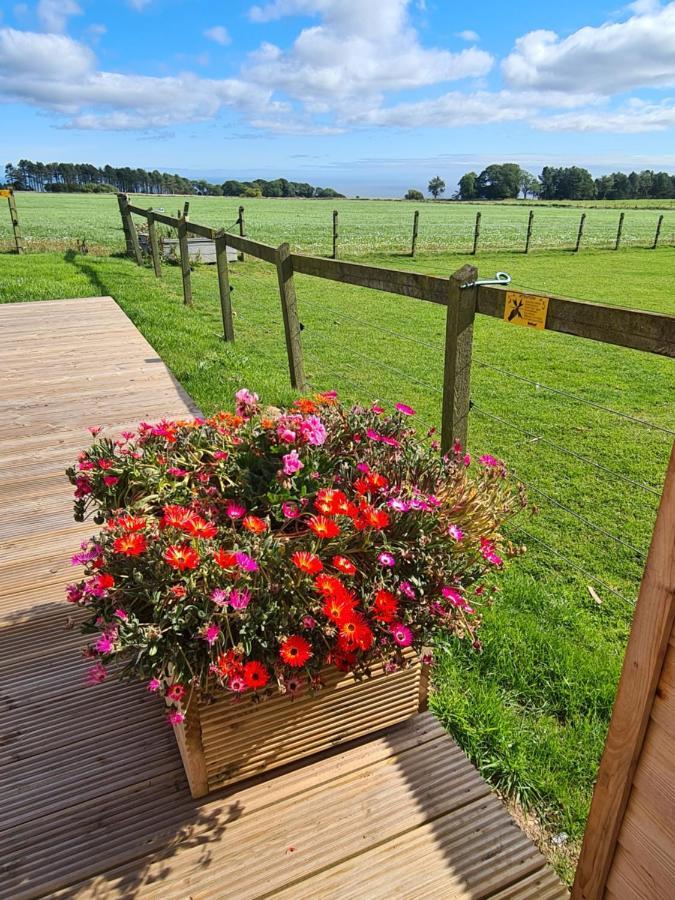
461,271,511,289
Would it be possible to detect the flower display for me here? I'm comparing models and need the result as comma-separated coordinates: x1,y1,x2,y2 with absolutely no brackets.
67,391,523,722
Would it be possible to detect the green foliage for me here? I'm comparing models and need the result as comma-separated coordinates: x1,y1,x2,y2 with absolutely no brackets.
476,163,523,200
458,172,478,200
404,189,424,201
427,176,445,199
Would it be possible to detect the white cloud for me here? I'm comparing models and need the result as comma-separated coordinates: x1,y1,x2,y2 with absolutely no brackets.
37,0,81,33
0,27,93,82
127,0,152,10
537,98,675,132
502,3,675,94
456,30,479,42
204,25,231,46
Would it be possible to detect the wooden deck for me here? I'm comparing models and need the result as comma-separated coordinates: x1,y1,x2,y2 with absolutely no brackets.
0,297,567,899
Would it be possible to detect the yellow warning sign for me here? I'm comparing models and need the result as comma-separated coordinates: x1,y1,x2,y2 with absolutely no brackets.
503,291,549,330
0,189,12,198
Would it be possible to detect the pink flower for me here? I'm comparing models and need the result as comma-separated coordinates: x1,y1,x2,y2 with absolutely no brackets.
366,428,381,442
391,623,413,647
213,450,228,460
301,415,327,446
480,538,503,566
388,498,411,513
65,583,83,604
200,623,221,645
103,475,119,486
167,467,188,477
229,588,251,610
371,404,384,414
302,615,317,630
167,710,186,726
86,662,107,684
88,425,102,436
277,426,297,443
356,462,370,473
421,652,433,666
235,388,259,418
462,453,471,467
235,551,258,572
147,678,161,692
399,581,416,600
282,501,300,519
395,403,415,416
226,500,246,519
211,588,228,607
94,634,114,654
381,435,401,448
442,586,464,607
114,607,128,620
479,454,500,468
378,552,396,567
282,450,303,476
448,524,464,541
228,674,247,693
453,440,462,454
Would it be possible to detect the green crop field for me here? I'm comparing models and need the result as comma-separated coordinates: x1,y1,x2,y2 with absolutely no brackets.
2,191,675,257
1,194,674,883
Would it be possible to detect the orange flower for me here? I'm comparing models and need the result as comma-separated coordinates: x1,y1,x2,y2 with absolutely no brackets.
308,516,340,539
113,532,147,556
373,589,398,623
314,573,346,597
184,517,218,539
161,504,196,531
361,507,390,530
164,544,200,571
332,555,357,575
280,635,313,668
109,515,146,532
294,397,318,414
214,649,243,678
315,489,347,515
292,551,323,575
322,594,358,623
213,549,237,569
338,614,374,651
243,515,267,534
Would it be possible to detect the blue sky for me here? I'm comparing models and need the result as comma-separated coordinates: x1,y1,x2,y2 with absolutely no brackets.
1,0,675,195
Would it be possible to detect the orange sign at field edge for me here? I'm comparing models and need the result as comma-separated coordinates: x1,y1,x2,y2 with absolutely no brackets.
0,188,12,198
503,291,549,330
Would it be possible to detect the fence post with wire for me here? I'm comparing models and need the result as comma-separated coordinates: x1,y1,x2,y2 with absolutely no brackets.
441,264,477,453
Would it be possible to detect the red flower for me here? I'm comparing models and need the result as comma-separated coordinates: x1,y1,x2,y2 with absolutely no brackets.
315,489,347,515
373,589,398,623
214,649,243,678
166,683,186,702
243,515,267,534
322,594,358,623
309,516,340,539
243,661,270,690
314,573,346,597
338,614,374,651
113,532,147,556
165,544,200,571
359,507,390,530
96,573,115,590
184,517,217,540
213,549,237,569
280,635,312,667
161,505,197,531
292,551,323,575
332,555,356,575
108,515,146,532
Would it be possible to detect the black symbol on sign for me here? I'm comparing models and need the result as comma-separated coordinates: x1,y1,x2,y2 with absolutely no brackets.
508,299,524,322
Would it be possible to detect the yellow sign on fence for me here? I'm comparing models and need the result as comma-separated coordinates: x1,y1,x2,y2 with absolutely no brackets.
503,291,549,330
0,189,12,198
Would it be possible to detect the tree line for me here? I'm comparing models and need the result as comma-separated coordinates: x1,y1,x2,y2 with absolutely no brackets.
405,164,675,201
3,160,344,199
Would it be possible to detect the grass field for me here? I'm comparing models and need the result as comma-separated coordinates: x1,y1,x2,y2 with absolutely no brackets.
2,191,675,257
1,201,674,882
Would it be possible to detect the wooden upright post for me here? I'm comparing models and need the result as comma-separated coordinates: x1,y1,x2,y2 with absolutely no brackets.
652,214,664,249
411,210,419,257
215,233,234,342
524,210,534,254
472,212,481,255
575,213,586,253
441,264,477,454
238,205,246,261
332,209,339,259
6,190,24,254
116,193,142,264
275,242,306,391
147,211,162,278
182,201,190,221
177,217,193,306
614,212,625,250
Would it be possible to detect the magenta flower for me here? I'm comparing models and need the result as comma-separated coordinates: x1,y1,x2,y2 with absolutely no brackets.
480,538,503,566
282,449,303,476
448,524,464,541
114,607,128,620
211,588,229,607
147,678,161,692
378,552,396,567
200,623,221,645
462,453,471,467
380,435,401,448
479,454,500,468
94,634,114,654
167,467,188,477
86,662,107,684
371,404,384,414
65,583,84,604
442,586,463,607
395,403,416,416
228,674,247,693
282,501,300,519
226,500,246,519
366,428,382,442
391,623,413,647
235,551,258,572
302,615,317,630
277,426,297,443
356,462,370,473
167,710,186,726
388,498,411,513
301,415,327,446
399,581,416,599
228,588,251,611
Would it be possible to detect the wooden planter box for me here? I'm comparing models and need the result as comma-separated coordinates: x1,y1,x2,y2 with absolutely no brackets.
175,658,428,798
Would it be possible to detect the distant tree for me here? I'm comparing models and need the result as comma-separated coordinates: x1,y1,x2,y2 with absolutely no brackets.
541,165,595,200
404,189,424,201
427,176,445,199
475,163,521,200
519,170,540,199
458,172,478,200
243,185,262,198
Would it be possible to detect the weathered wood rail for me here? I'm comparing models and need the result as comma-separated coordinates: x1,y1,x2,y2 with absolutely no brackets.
118,193,675,453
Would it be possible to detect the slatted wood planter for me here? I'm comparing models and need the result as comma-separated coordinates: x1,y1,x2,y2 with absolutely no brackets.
175,657,427,798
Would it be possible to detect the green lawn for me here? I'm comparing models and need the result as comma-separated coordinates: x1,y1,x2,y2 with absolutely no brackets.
2,191,675,257
1,243,673,883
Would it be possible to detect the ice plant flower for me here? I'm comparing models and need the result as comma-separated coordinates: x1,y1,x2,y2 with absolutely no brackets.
391,623,413,647
164,544,200,571
147,678,161,692
228,588,251,611
309,516,341,539
448,524,464,541
235,551,258,573
282,501,300,519
200,623,221,646
243,515,267,534
243,661,270,690
395,403,415,416
225,501,246,519
479,454,500,467
332,555,357,575
292,551,324,575
166,683,186,702
280,635,312,667
167,710,186,726
211,588,229,607
282,450,303,476
378,552,396,567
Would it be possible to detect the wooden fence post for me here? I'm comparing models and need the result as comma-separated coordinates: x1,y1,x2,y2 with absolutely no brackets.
472,212,481,255
652,214,664,249
182,201,190,221
575,213,586,253
215,233,234,342
332,209,339,259
441,264,477,454
116,193,142,264
238,205,246,261
177,217,193,306
614,212,625,250
6,191,24,254
147,211,162,278
410,210,419,257
524,210,534,254
275,242,306,391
